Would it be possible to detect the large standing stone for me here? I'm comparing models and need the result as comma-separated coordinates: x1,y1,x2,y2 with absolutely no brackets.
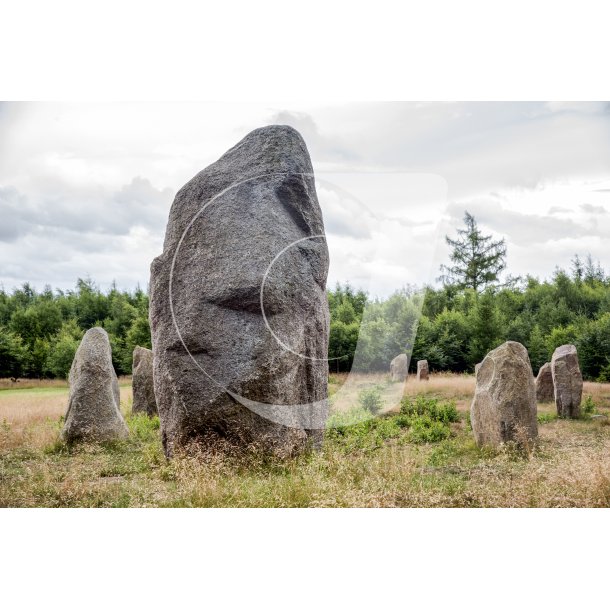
149,125,330,458
551,344,583,418
470,341,538,448
390,354,409,382
417,359,429,381
132,346,157,417
62,327,128,443
535,362,554,402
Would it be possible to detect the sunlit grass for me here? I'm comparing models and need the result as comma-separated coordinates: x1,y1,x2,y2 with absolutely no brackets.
1,374,610,507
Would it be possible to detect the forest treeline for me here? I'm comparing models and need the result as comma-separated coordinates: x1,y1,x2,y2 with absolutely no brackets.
0,279,150,379
328,263,610,381
1,213,609,381
328,212,610,381
1,264,609,381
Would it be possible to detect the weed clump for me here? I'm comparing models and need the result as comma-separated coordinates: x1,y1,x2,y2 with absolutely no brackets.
358,386,383,415
582,395,597,418
400,395,459,423
537,412,558,424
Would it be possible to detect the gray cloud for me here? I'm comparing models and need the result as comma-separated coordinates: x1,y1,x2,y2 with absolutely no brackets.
580,203,607,214
548,206,571,215
0,177,173,239
447,200,594,247
1,102,610,293
268,110,359,164
0,176,172,291
267,103,610,200
0,186,33,242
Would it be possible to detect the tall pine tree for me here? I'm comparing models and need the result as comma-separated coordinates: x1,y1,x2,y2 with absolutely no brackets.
439,211,507,292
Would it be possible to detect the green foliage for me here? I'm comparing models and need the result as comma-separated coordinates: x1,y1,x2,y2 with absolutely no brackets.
327,283,366,372
400,395,459,423
439,211,507,292
46,321,83,379
575,314,610,382
467,289,501,364
412,309,470,371
325,412,403,452
598,364,610,383
0,279,150,379
581,395,597,418
326,395,457,452
0,327,25,378
358,386,383,415
527,325,548,374
398,395,458,443
127,413,161,442
3,240,610,382
537,412,558,424
408,416,451,443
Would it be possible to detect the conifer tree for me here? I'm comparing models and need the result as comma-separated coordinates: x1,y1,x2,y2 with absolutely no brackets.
439,212,507,292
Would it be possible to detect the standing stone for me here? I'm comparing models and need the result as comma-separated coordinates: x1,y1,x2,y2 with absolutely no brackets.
535,362,554,402
474,362,482,375
149,125,330,458
551,344,583,418
470,341,538,448
390,354,409,382
62,327,128,443
416,359,429,381
132,346,157,417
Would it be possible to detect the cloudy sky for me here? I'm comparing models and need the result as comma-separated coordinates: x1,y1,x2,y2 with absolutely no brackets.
1,101,609,297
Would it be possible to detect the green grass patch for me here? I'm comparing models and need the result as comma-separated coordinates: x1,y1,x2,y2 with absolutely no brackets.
0,387,68,398
537,412,558,424
400,395,460,423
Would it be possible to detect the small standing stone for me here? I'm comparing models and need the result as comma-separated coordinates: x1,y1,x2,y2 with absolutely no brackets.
535,362,554,402
390,354,409,382
470,341,538,448
474,362,481,375
62,327,128,444
551,344,583,418
417,360,429,381
132,346,157,417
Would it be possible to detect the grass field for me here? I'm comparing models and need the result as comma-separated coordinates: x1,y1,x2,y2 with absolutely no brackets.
1,374,609,507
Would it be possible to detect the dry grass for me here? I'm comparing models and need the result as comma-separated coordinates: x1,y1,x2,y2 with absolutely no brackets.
0,376,132,391
328,371,475,415
0,386,133,452
1,373,610,507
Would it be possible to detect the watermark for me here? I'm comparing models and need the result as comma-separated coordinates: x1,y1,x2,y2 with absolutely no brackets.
168,171,447,429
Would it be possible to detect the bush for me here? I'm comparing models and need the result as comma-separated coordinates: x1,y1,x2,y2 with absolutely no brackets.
127,413,161,442
358,387,383,415
400,395,459,423
597,364,610,383
326,406,370,429
537,412,557,424
398,395,458,444
325,411,402,452
582,395,597,418
46,322,82,378
408,415,451,443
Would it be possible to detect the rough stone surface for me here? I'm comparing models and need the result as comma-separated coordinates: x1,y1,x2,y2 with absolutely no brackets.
390,354,409,382
551,344,583,418
535,362,554,402
470,341,538,448
62,327,128,443
474,362,481,375
417,359,429,381
132,346,157,417
149,125,330,458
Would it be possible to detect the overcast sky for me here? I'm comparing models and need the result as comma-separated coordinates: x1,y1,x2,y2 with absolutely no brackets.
1,101,609,298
